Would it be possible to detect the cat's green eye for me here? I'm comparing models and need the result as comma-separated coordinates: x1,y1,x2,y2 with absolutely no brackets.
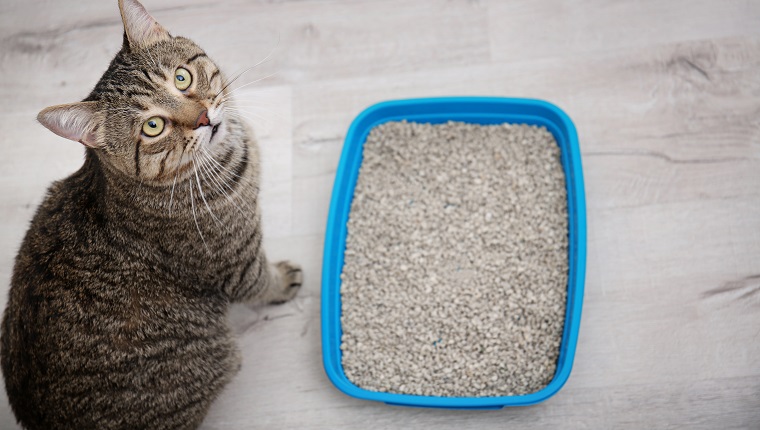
142,116,165,137
174,67,192,90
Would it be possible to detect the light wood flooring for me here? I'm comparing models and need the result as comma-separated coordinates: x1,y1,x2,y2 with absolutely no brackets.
1,0,759,428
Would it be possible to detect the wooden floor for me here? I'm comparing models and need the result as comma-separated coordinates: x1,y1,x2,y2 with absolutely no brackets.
1,0,760,428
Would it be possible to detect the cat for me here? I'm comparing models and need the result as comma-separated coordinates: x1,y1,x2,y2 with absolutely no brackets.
0,0,302,428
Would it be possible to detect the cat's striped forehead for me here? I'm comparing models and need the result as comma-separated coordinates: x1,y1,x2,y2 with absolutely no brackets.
88,37,218,108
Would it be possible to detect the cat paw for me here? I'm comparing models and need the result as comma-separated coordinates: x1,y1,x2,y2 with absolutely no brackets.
269,260,302,305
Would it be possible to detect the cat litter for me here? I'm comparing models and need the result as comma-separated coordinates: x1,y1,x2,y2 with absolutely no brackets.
338,120,568,397
321,97,586,408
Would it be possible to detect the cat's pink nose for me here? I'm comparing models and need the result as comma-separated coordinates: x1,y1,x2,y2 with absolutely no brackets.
194,109,210,129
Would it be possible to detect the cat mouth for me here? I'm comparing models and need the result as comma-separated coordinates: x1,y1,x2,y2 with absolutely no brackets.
208,122,221,143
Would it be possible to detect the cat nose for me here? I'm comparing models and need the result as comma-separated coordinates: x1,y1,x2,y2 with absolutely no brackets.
194,109,210,129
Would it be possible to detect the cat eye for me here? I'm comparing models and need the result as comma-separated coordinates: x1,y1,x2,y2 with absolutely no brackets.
142,116,165,137
174,67,192,90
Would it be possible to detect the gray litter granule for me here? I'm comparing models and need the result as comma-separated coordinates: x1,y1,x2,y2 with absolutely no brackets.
340,121,568,397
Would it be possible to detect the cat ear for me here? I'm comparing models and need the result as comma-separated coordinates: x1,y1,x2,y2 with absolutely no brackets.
37,102,103,148
118,0,170,50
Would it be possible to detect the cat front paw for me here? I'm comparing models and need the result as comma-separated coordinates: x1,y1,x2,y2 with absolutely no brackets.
269,260,302,305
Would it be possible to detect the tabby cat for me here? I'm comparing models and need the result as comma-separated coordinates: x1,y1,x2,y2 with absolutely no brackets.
0,0,302,428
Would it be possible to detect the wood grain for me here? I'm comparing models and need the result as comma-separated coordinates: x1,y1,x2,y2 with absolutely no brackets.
1,0,759,429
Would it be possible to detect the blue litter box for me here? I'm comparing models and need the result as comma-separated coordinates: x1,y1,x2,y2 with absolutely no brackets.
321,97,586,409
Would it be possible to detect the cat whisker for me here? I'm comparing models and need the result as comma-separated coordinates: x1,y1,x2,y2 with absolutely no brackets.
225,117,273,132
199,149,255,216
187,176,210,253
218,93,286,108
214,62,275,103
202,163,252,219
198,148,250,203
200,146,244,180
168,145,186,216
223,106,279,120
192,153,224,228
220,64,249,86
214,70,258,107
223,103,281,113
218,71,279,104
213,34,280,105
227,102,284,108
213,68,248,104
219,102,271,120
222,110,272,125
196,151,234,206
196,150,248,216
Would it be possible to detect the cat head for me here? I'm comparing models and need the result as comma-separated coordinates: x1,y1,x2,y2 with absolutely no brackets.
37,0,232,184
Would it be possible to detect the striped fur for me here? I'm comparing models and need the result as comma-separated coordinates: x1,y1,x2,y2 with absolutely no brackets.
0,1,301,429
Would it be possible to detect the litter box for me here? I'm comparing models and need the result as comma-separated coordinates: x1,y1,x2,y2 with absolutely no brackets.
321,97,586,409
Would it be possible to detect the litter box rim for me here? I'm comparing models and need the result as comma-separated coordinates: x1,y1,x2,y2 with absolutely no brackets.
321,96,586,410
